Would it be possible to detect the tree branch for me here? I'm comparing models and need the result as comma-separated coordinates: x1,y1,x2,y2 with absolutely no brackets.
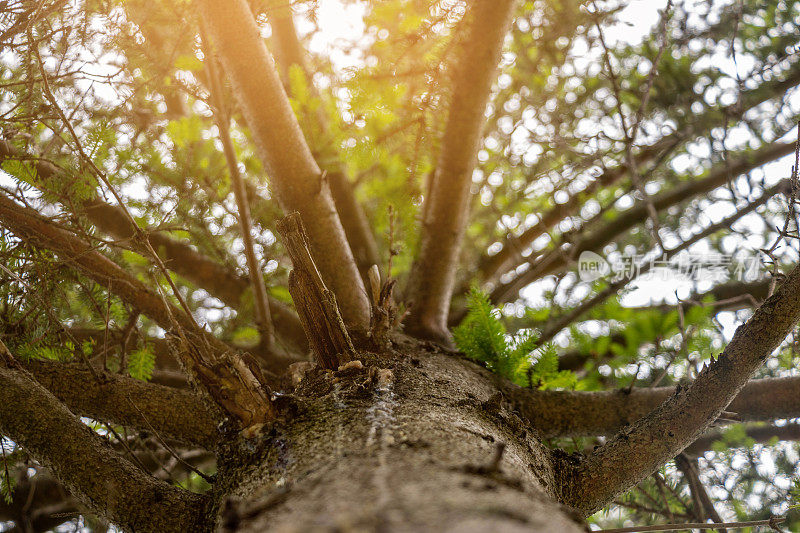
276,212,355,368
404,0,517,342
202,32,275,349
0,346,211,531
557,258,800,515
0,191,276,432
264,1,381,278
479,65,800,288
636,278,772,316
198,0,371,331
23,359,218,448
0,474,80,532
501,376,800,439
674,454,727,533
550,278,775,373
684,422,800,456
531,180,786,345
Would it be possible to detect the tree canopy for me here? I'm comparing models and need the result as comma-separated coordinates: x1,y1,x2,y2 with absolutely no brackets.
1,0,800,531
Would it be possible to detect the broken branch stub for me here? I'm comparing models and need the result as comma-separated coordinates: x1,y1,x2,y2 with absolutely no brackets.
277,212,355,369
169,332,276,438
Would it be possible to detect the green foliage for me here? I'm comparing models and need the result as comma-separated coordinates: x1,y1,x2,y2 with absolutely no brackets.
454,287,575,389
790,478,800,509
128,346,155,381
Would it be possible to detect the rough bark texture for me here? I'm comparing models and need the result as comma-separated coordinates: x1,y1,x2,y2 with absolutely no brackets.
502,375,800,438
0,358,211,532
404,0,516,343
24,359,219,448
198,0,371,331
213,341,585,532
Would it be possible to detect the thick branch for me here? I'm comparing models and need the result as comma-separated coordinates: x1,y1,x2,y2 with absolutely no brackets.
266,3,381,278
558,259,800,515
23,359,218,448
0,350,211,531
404,0,516,342
502,376,800,439
198,0,370,330
0,191,276,431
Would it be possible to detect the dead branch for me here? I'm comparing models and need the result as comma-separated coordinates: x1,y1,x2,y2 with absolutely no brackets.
276,212,355,369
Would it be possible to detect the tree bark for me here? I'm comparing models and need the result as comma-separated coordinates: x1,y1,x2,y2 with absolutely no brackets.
215,343,585,532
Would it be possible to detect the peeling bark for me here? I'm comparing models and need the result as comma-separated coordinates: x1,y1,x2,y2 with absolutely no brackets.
276,213,355,368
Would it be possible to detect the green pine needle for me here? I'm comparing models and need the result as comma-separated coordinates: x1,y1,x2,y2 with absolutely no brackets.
454,286,576,389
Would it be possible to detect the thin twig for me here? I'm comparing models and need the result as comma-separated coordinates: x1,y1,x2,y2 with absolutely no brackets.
598,516,784,533
200,25,275,350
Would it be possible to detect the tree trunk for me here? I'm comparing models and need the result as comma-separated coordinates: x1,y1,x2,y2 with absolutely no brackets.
214,340,585,532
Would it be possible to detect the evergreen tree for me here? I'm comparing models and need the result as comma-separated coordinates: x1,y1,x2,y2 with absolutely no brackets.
0,0,799,530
